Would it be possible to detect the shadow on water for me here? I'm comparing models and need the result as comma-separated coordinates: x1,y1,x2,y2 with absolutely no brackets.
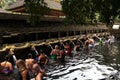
44,41,120,80
98,42,120,70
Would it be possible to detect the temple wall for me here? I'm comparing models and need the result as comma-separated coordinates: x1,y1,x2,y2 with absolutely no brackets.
0,21,108,46
0,19,109,62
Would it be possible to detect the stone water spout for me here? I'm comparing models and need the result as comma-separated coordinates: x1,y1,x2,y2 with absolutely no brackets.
31,45,39,55
70,40,75,47
9,48,17,68
48,44,53,50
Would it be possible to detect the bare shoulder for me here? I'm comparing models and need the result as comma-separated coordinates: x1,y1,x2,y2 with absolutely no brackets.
25,59,29,62
36,72,42,80
7,62,12,65
21,69,28,75
31,59,35,62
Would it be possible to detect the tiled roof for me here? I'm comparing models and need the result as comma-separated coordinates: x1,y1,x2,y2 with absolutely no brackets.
8,0,62,10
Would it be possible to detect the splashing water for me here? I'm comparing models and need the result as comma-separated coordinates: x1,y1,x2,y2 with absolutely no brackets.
44,41,120,80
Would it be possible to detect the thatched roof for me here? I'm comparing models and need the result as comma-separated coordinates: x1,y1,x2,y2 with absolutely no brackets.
8,0,62,11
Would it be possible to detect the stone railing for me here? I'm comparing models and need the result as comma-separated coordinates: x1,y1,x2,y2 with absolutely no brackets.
0,32,109,62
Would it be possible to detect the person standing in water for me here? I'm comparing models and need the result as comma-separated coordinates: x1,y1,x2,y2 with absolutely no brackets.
64,42,72,56
32,63,44,80
99,38,103,45
25,53,35,78
108,35,115,45
16,59,30,80
57,47,66,63
38,50,49,69
0,54,13,75
25,53,35,69
84,38,90,53
50,45,60,60
89,38,95,47
73,42,81,54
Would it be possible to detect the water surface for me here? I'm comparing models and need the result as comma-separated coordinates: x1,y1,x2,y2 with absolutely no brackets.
44,42,120,80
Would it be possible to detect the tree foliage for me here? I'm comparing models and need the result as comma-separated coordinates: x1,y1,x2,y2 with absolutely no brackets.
0,0,16,9
25,0,49,25
94,0,120,26
62,0,120,25
62,0,95,25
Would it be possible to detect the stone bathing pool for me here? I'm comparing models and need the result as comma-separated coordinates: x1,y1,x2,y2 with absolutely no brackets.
44,41,120,80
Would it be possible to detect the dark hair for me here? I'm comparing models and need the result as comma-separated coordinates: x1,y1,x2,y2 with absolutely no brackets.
5,54,10,61
39,49,44,54
59,45,65,50
28,53,32,58
86,37,89,40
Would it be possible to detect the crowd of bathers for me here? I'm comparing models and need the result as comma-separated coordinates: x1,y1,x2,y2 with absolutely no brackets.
0,35,115,80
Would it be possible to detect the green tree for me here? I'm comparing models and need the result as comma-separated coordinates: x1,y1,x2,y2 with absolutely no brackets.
62,0,96,25
62,0,120,26
93,0,120,26
0,0,16,9
25,0,49,25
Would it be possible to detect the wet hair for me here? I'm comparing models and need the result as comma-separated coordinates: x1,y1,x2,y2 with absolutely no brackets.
86,37,89,40
28,53,32,58
5,48,10,53
39,49,44,54
55,45,59,49
32,63,40,72
59,45,65,50
5,54,10,61
65,42,69,45
16,59,26,71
